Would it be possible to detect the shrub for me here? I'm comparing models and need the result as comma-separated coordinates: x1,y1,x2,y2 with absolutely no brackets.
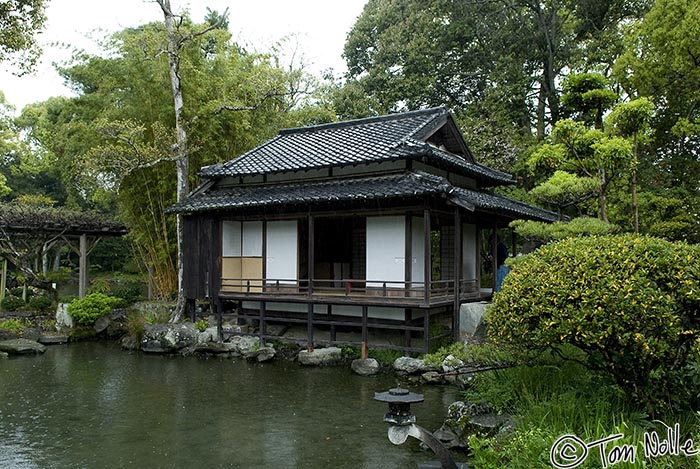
68,293,121,325
489,234,700,412
111,282,143,306
1,295,25,312
27,295,54,312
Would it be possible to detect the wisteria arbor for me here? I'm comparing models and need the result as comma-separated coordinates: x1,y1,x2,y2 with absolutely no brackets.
0,205,127,300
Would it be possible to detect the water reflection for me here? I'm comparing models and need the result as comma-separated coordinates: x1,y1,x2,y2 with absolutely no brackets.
0,342,461,468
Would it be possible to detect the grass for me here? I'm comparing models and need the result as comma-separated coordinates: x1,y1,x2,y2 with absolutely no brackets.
462,354,700,468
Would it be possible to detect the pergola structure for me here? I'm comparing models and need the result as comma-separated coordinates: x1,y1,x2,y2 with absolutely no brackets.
0,205,127,300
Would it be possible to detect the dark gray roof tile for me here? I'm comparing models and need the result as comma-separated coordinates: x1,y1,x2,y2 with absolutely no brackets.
170,171,557,222
199,107,513,185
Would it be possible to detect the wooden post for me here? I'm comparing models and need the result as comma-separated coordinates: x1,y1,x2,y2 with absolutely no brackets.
453,207,462,341
404,309,412,355
78,233,88,299
308,214,314,296
361,304,368,359
0,258,7,301
213,300,223,342
259,300,266,347
491,225,498,294
423,207,431,306
329,304,336,344
423,310,430,354
405,215,412,296
307,302,314,352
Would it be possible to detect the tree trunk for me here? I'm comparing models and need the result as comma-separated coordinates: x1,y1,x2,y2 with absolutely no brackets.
157,0,188,322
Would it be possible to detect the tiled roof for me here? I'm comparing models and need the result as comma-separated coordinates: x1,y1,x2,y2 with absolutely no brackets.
200,107,514,185
169,171,558,222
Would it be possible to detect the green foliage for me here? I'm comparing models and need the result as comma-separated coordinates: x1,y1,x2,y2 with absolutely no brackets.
0,0,47,72
423,342,513,368
194,319,207,332
510,217,620,243
529,171,598,211
67,292,121,325
489,234,700,412
463,354,699,468
561,72,617,128
0,295,25,312
0,318,24,333
27,294,53,312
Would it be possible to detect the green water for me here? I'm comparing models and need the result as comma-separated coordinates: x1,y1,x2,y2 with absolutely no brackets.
0,342,462,468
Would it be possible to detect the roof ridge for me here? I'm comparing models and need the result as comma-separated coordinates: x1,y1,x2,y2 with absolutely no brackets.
278,106,449,135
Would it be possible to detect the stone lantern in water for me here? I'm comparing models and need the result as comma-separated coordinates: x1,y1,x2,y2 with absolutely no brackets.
374,387,469,469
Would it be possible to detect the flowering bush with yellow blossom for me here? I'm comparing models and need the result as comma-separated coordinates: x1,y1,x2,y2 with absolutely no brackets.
489,234,700,412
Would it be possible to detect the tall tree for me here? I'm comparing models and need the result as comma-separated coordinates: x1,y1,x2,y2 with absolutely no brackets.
155,0,225,319
341,0,650,151
0,0,48,72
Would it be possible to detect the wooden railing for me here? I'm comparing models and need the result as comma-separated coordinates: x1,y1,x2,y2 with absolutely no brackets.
219,277,480,304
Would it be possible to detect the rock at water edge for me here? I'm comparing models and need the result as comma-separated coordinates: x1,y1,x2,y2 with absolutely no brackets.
0,338,46,355
351,358,380,376
297,347,342,366
141,323,199,353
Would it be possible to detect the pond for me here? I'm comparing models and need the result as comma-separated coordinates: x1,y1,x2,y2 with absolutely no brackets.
0,342,465,468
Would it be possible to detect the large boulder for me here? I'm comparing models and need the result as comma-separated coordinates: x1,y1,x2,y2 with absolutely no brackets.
393,356,436,374
141,323,199,353
297,347,342,366
0,338,46,355
351,358,380,376
228,335,259,356
459,302,488,339
55,303,73,330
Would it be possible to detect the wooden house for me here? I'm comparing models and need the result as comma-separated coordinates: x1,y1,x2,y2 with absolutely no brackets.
170,107,557,353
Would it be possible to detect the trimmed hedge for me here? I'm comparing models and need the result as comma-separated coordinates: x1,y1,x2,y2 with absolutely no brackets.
489,234,700,411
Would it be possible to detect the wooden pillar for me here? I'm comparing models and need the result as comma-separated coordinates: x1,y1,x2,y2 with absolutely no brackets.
307,302,314,351
259,300,266,347
453,207,462,341
405,215,412,294
308,214,314,296
261,220,267,286
476,226,482,296
214,300,223,342
404,309,412,355
0,258,7,301
187,298,196,322
329,304,336,344
491,224,498,293
423,310,430,354
78,233,88,299
361,304,368,359
423,207,431,306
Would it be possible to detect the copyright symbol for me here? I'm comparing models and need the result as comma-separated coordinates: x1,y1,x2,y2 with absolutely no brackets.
550,434,589,468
